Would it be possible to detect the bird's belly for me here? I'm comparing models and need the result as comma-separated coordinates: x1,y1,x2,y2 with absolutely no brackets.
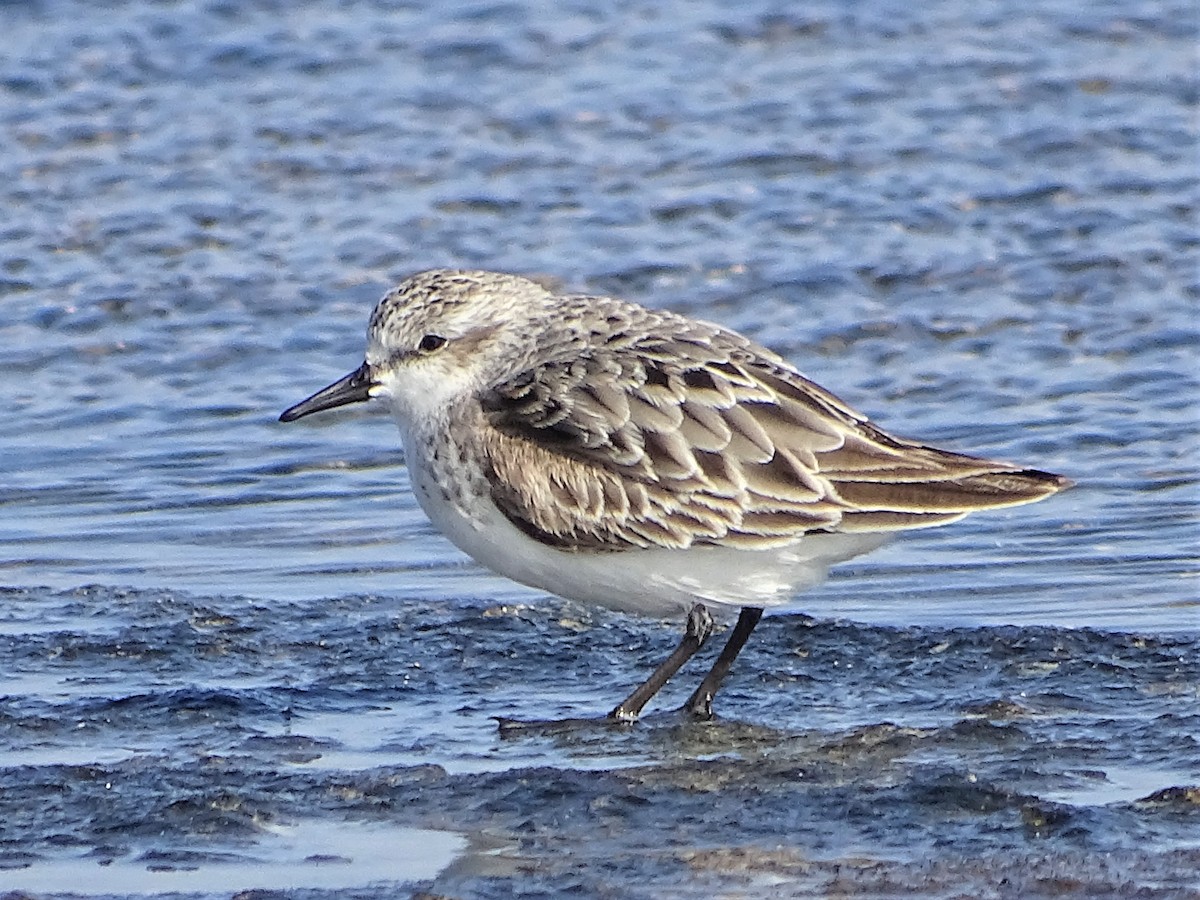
406,452,890,619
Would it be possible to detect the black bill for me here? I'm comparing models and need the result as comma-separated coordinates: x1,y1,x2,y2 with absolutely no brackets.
279,362,376,422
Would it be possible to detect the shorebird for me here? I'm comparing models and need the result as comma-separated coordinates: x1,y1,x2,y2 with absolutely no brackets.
280,269,1069,726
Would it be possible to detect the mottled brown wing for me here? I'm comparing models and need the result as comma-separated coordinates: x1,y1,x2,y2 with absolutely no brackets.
478,313,1069,553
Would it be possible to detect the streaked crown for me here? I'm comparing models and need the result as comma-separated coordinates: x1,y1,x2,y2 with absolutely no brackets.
364,268,559,415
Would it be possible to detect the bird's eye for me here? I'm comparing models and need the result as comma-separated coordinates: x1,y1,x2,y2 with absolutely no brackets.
417,334,447,353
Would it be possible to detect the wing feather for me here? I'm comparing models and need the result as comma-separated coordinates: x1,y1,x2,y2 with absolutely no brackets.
477,303,1069,553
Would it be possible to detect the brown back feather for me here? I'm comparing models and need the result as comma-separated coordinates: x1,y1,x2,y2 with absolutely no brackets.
478,310,1070,552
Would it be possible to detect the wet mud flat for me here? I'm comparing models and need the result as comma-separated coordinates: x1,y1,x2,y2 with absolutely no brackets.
0,586,1197,898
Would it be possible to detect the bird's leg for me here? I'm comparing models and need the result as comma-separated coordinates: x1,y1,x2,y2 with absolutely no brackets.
608,603,715,722
682,606,764,720
496,603,715,736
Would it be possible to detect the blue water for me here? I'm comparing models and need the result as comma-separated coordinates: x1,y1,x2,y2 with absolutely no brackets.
1,0,1197,896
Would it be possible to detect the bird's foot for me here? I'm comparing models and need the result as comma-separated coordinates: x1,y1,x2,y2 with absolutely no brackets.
681,691,715,721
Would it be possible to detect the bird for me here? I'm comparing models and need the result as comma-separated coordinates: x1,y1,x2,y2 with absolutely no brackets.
279,268,1070,728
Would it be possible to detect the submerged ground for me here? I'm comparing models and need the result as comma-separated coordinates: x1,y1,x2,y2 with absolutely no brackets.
1,587,1198,897
1,0,1197,896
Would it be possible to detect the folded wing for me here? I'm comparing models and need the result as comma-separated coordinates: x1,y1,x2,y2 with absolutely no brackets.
478,304,1069,552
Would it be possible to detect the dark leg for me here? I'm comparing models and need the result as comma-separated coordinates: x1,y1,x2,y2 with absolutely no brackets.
609,603,714,722
497,603,715,735
682,606,764,720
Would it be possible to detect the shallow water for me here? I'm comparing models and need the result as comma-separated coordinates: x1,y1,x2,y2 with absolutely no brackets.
2,819,466,895
1,0,1198,896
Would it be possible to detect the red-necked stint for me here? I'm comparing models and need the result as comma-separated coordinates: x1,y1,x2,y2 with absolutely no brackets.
281,269,1070,728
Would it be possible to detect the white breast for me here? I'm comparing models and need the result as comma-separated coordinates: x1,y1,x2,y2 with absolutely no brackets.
398,416,890,619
